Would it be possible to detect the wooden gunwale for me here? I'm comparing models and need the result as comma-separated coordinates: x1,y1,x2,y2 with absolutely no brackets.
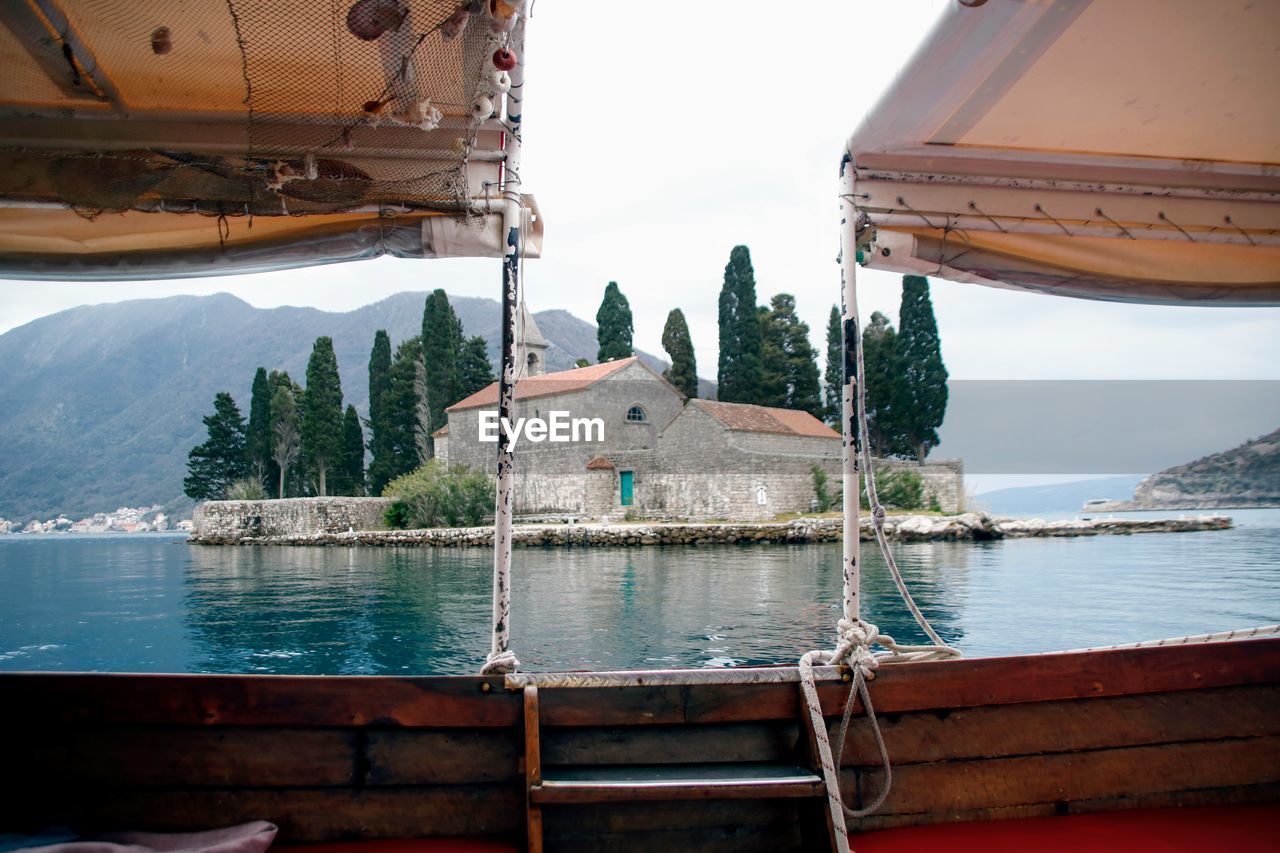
1,640,1276,847
3,638,1274,728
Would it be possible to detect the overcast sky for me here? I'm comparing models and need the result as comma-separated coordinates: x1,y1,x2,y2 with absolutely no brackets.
3,0,1279,388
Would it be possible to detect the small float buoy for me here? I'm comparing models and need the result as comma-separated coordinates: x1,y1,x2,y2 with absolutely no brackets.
471,95,494,120
492,47,517,71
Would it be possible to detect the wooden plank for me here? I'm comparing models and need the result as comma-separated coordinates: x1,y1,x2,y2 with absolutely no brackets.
0,673,519,728
366,729,519,785
864,639,1280,714
539,640,1280,726
3,786,523,844
543,722,799,766
1,641,1273,731
524,685,543,853
542,800,804,852
18,727,357,788
846,734,1280,816
835,683,1280,766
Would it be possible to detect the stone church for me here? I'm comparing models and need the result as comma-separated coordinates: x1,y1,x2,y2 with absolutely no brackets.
435,304,846,521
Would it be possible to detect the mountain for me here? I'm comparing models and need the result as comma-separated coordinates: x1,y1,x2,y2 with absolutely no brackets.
1128,428,1280,508
972,475,1148,516
0,292,704,521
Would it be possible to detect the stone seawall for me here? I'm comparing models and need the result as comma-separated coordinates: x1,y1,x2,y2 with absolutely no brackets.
194,512,1232,547
193,497,394,543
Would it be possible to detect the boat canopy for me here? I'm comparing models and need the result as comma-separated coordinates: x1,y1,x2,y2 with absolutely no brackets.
0,0,540,279
847,0,1280,305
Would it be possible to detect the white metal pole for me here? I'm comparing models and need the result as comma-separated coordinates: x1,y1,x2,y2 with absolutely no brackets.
483,31,526,675
838,152,861,624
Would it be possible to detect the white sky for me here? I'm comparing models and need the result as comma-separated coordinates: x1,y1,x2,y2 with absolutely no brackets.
2,0,1279,384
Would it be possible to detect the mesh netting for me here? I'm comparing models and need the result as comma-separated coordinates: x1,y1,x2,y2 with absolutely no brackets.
0,0,521,218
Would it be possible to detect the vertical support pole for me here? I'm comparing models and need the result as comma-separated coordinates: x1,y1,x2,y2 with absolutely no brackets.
838,152,861,626
483,35,526,675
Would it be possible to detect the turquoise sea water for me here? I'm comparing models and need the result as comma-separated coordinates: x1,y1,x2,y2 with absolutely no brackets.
1,509,1277,674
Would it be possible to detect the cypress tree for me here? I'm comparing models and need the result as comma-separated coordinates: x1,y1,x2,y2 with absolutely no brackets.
367,330,394,495
595,281,634,361
421,290,464,453
269,382,300,499
380,337,426,490
244,367,272,487
716,245,763,403
759,294,822,416
184,392,248,500
301,336,345,496
660,308,698,398
758,303,788,408
897,275,949,461
862,311,909,458
338,404,365,496
823,305,842,425
457,335,495,398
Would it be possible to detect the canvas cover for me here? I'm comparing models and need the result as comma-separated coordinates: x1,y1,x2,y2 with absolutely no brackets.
848,0,1280,305
0,0,540,278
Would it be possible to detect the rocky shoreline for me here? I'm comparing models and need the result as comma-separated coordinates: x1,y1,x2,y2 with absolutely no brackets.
190,512,1233,547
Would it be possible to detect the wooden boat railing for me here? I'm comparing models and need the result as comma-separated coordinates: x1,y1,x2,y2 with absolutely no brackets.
3,638,1276,851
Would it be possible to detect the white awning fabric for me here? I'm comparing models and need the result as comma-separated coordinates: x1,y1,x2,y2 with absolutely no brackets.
0,0,537,279
848,0,1280,305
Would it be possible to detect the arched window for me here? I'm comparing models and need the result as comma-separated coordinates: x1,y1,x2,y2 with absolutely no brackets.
625,405,647,423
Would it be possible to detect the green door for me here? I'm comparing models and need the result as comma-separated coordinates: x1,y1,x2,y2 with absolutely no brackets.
620,471,634,506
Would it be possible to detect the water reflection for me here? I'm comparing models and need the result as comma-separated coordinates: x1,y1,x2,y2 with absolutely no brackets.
3,512,1278,674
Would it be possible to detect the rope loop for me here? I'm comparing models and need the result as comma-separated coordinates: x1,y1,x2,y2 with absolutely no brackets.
480,649,520,675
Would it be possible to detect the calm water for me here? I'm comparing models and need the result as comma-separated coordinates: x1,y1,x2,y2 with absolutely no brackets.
1,509,1278,674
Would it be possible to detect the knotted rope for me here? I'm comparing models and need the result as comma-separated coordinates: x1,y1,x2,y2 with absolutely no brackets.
800,233,961,850
481,648,521,675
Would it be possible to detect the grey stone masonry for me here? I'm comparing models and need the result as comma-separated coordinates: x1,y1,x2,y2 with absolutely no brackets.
192,497,393,543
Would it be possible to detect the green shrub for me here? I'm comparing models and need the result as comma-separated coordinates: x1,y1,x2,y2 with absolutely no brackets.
227,477,267,500
811,465,834,512
382,461,494,529
875,469,925,510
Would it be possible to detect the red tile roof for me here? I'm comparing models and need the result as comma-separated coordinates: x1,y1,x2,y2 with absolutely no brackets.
431,424,449,437
446,356,639,412
585,456,615,470
691,399,840,439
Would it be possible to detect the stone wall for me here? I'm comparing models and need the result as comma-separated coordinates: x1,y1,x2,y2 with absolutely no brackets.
192,497,394,543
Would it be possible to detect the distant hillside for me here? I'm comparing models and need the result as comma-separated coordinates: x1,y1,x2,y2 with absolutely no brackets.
1128,428,1280,509
0,292,706,521
973,475,1148,516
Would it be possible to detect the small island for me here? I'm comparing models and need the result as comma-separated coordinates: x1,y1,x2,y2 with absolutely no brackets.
1085,428,1279,512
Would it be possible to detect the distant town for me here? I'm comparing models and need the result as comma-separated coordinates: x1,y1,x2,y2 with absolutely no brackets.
0,506,193,535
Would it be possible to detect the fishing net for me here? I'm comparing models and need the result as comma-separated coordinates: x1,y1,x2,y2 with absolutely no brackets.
0,0,519,219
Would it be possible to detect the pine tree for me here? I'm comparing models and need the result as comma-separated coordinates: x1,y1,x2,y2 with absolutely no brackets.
823,305,842,425
421,290,464,453
301,336,345,496
759,294,823,416
897,275,949,461
367,330,394,495
244,367,273,487
184,392,248,500
758,303,788,407
269,382,300,499
716,245,763,403
595,281,634,361
660,308,698,398
379,337,426,491
862,311,909,458
457,335,495,398
338,404,365,496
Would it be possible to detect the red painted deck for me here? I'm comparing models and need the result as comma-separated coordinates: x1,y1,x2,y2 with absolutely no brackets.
851,805,1280,852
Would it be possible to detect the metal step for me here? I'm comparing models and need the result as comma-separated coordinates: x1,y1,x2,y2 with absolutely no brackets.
531,762,826,804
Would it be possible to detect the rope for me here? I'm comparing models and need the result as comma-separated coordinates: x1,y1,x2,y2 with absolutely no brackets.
798,215,962,844
481,648,520,674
